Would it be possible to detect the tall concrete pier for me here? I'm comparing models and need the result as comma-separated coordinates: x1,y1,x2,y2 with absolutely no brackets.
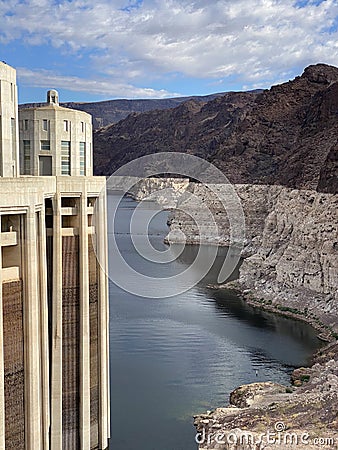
0,61,109,449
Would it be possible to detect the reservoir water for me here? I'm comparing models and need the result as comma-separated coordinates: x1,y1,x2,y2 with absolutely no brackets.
108,194,322,450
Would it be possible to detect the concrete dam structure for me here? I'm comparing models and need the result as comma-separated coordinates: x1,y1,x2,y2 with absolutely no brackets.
0,62,109,449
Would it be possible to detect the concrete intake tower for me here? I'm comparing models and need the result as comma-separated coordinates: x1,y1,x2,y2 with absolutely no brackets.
0,61,110,450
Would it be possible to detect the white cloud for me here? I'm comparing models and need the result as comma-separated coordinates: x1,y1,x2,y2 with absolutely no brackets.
1,0,338,93
17,67,181,98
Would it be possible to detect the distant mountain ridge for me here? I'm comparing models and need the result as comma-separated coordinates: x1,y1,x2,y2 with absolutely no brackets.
93,64,338,194
62,93,231,128
21,91,253,129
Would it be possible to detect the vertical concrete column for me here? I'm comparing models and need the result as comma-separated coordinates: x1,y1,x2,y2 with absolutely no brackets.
50,193,63,450
97,189,110,449
104,190,110,444
103,189,110,445
0,218,5,449
38,206,50,450
33,117,40,176
13,82,20,177
79,187,91,449
24,208,43,450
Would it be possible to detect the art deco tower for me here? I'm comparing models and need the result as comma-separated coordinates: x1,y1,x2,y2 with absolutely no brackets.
0,61,109,450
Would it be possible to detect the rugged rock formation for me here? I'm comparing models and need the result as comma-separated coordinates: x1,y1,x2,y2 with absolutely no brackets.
93,64,338,194
107,176,189,207
235,187,338,336
194,342,338,449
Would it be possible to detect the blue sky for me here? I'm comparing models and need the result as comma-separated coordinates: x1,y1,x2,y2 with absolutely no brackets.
0,0,337,104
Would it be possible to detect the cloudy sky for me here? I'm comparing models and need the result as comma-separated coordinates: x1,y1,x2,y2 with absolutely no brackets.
1,0,337,103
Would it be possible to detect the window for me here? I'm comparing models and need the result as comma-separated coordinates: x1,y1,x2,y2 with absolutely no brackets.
81,121,84,133
23,140,30,175
11,118,16,160
24,119,28,130
42,119,48,131
61,141,71,175
79,142,86,175
11,118,15,134
41,140,50,151
63,120,69,132
39,156,52,176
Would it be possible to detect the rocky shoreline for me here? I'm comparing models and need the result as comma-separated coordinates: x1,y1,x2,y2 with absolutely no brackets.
192,284,338,449
193,340,338,450
193,282,338,449
223,284,335,342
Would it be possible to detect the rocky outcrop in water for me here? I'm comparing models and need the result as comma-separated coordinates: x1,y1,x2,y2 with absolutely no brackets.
194,342,338,449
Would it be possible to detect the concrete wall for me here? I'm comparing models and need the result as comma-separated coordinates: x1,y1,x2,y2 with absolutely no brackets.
0,176,109,450
2,280,25,450
0,62,19,177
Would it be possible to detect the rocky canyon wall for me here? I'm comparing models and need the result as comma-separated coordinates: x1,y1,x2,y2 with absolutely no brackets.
167,182,338,335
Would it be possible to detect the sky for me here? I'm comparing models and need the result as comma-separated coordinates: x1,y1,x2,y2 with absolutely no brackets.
0,0,337,104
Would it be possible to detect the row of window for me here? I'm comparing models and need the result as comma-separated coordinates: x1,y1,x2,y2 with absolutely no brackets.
61,140,71,175
21,119,86,132
10,83,15,102
22,141,86,175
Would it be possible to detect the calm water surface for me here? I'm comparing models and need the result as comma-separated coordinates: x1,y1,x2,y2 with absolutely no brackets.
108,194,322,450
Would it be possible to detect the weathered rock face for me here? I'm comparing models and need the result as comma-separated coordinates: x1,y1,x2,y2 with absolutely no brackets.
237,187,338,333
126,177,190,205
167,183,270,250
107,176,190,208
167,182,338,334
93,63,338,194
194,343,338,450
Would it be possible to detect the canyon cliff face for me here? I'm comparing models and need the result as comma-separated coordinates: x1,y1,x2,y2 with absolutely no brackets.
238,187,338,333
93,64,338,194
168,183,338,335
